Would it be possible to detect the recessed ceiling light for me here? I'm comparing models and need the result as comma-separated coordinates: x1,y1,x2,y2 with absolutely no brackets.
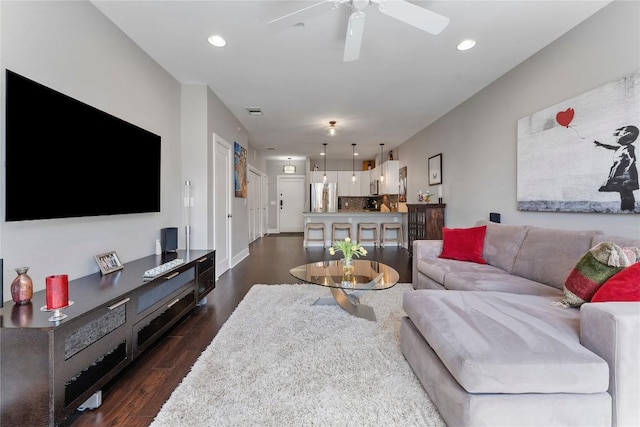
456,39,476,51
208,35,227,47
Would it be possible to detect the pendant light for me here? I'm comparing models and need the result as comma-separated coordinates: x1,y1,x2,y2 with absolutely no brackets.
325,120,337,137
322,143,328,183
379,143,385,182
352,143,357,183
283,157,296,174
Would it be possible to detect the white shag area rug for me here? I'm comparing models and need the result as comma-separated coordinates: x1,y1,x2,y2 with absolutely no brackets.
151,283,446,427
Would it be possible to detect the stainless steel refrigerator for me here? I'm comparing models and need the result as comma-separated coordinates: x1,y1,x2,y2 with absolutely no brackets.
310,183,337,212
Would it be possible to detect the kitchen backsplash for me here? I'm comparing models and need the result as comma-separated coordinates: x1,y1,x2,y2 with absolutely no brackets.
339,195,399,212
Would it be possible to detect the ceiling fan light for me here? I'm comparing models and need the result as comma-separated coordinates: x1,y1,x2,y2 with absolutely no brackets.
456,39,476,51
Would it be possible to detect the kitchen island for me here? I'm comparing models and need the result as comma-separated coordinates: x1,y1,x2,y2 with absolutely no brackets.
303,211,408,248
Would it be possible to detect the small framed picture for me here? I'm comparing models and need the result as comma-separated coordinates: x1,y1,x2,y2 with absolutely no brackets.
428,153,443,185
94,251,123,275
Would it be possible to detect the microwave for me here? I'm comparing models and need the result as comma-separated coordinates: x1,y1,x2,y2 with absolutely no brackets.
370,179,379,195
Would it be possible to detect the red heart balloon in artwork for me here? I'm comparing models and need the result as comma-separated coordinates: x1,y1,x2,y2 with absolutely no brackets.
556,108,575,128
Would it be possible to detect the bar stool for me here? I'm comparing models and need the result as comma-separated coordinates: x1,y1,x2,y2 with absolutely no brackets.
357,223,379,247
331,222,352,242
381,223,403,248
305,223,325,248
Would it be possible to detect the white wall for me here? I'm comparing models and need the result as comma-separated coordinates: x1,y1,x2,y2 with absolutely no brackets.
0,1,182,293
398,1,640,238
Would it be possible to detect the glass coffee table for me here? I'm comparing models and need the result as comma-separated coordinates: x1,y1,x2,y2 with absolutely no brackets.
289,259,400,321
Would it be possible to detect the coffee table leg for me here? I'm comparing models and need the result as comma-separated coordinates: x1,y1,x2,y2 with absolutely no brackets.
313,288,376,321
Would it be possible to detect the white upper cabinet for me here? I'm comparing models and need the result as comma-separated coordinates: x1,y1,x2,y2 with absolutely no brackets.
360,169,371,196
381,160,400,195
311,170,337,184
337,171,352,196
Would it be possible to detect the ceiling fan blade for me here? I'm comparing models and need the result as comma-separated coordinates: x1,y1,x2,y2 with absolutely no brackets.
378,0,449,35
268,0,340,31
343,11,366,62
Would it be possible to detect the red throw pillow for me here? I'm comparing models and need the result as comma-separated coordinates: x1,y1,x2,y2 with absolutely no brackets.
591,263,640,302
439,225,487,264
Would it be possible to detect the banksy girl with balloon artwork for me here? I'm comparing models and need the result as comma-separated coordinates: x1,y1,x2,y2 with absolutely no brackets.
516,71,639,213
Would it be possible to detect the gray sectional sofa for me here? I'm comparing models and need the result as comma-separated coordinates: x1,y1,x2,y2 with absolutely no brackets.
402,222,640,427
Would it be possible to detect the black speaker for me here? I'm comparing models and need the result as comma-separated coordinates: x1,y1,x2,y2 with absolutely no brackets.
489,212,501,223
160,227,178,253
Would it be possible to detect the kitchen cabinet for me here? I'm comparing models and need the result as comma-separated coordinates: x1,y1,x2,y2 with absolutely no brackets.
337,171,353,196
338,171,369,196
311,170,337,184
381,160,400,195
360,170,371,196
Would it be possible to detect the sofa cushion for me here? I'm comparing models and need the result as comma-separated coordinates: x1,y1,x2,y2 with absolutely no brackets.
444,272,563,297
417,257,505,286
482,223,529,273
591,263,640,302
511,227,598,290
403,290,609,394
439,225,487,264
591,234,640,249
562,242,629,307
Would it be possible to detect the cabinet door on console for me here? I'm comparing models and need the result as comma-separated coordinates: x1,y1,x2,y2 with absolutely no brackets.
196,250,215,300
408,204,445,255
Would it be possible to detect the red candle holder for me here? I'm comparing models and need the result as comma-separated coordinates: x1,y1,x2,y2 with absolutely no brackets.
41,274,73,322
46,274,69,309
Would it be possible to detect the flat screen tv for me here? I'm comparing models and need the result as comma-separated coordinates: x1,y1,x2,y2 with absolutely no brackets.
5,70,161,221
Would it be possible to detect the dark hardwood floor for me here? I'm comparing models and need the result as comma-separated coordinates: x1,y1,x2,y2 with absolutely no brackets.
65,233,412,426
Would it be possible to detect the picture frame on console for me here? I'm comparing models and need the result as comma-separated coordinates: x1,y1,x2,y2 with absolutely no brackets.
94,251,123,275
428,153,443,185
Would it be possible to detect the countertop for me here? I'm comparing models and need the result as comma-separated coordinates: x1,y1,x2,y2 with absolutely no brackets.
303,211,406,215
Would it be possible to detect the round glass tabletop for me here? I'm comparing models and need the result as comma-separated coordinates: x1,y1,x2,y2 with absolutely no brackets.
289,259,399,291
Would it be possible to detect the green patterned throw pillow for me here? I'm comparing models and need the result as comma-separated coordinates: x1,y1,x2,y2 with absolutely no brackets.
562,242,635,308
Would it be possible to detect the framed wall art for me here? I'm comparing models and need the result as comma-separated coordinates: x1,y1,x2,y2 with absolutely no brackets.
428,154,442,185
94,251,123,275
234,141,247,198
517,71,639,213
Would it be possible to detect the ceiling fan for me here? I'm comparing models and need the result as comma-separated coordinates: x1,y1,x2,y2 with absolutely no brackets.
267,0,450,62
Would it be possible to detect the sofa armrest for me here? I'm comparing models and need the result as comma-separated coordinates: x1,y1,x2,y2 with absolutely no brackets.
413,239,443,260
580,302,640,427
412,240,443,289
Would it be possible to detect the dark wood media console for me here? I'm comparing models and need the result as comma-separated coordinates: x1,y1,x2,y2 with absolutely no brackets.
0,249,215,427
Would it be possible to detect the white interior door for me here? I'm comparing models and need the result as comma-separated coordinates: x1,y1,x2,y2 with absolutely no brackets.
261,174,268,237
248,169,261,242
214,134,232,277
278,176,305,232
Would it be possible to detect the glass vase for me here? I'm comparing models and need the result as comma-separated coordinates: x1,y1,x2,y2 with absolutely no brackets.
341,258,355,287
11,266,33,305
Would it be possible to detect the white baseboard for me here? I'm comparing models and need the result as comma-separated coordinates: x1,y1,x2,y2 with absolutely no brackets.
231,248,250,267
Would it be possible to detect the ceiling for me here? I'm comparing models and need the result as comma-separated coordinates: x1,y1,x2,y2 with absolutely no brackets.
91,0,610,162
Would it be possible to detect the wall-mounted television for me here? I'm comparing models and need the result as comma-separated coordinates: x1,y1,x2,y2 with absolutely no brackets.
5,70,161,221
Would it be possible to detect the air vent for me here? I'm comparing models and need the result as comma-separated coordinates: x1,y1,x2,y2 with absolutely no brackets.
246,107,263,116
